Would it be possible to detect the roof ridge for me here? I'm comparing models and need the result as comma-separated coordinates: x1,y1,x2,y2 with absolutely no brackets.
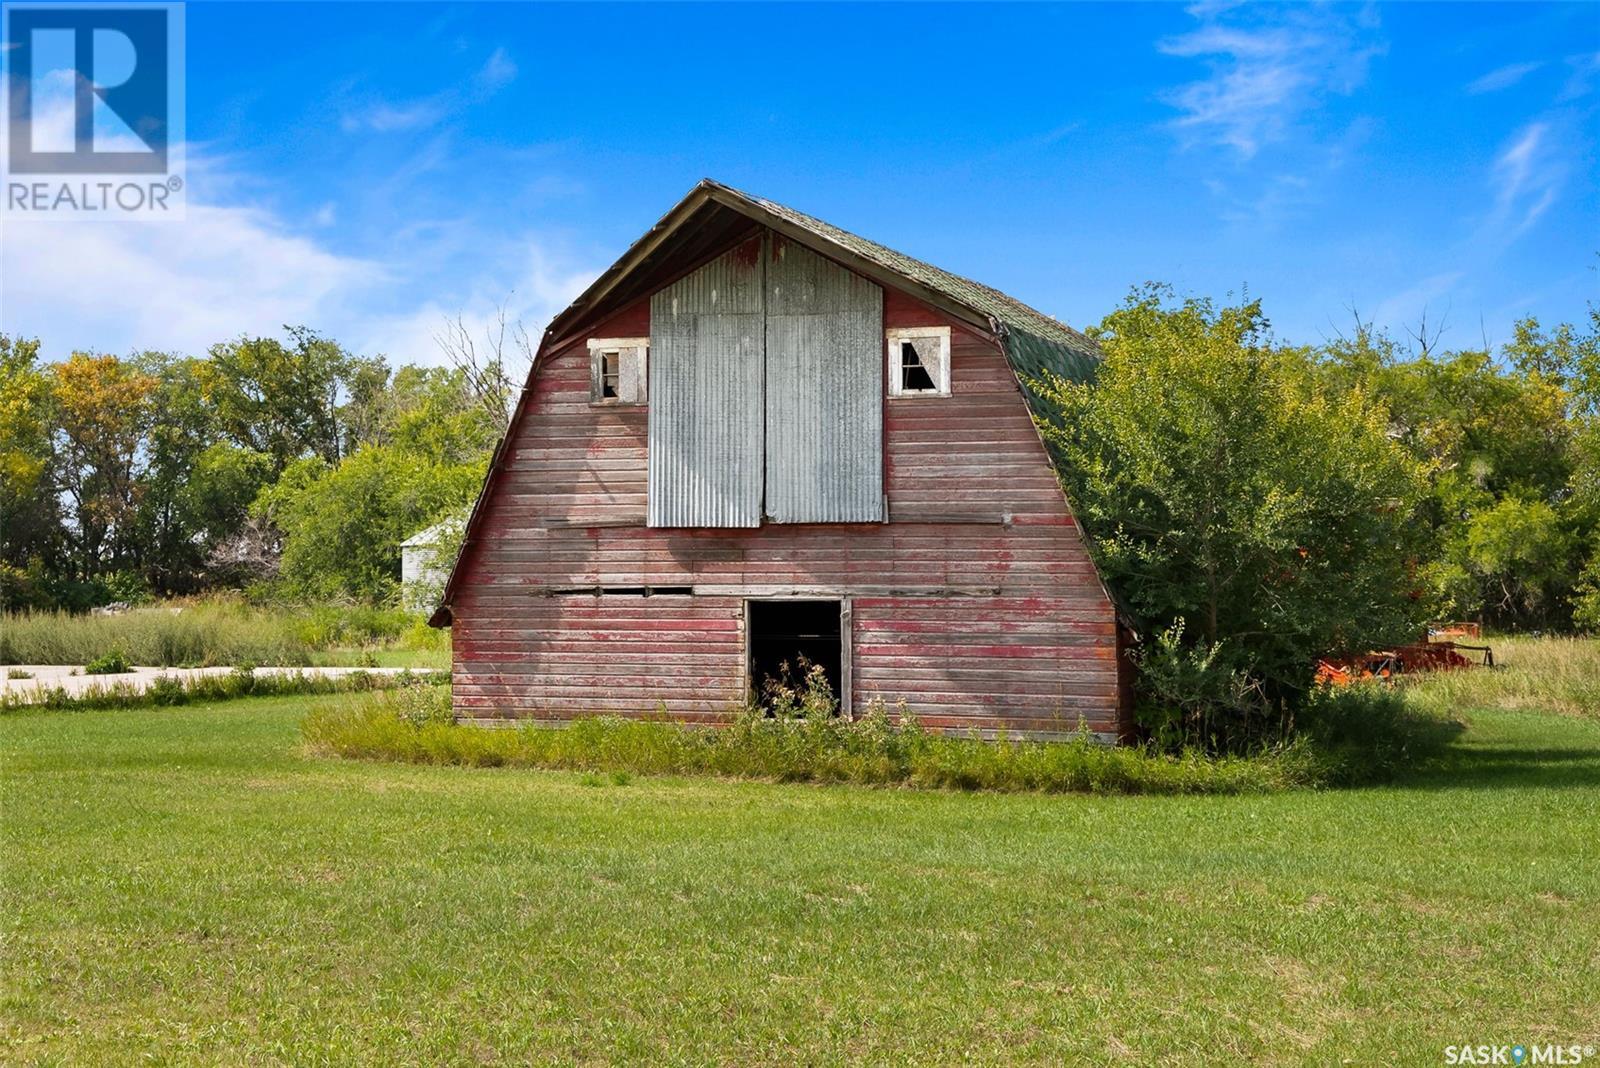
705,180,1100,357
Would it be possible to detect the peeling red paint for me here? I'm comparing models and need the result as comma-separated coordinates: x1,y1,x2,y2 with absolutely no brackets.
449,275,1125,735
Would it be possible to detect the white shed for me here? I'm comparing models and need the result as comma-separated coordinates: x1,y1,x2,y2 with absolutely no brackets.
401,517,460,612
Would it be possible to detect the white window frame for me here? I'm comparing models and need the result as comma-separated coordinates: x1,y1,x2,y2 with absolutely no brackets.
885,326,951,397
587,337,649,406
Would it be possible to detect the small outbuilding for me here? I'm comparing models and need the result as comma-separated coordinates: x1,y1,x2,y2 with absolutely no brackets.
431,181,1131,739
400,518,457,612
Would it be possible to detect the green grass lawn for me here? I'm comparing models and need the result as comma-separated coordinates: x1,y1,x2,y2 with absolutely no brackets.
4,697,1599,1065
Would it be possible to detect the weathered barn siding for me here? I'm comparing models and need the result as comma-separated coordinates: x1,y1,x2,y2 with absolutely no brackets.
451,275,1122,735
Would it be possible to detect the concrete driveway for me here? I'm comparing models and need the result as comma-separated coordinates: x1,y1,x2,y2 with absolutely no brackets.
1,664,422,701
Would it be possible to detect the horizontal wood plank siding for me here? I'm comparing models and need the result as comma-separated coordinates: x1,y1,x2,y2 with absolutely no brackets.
452,279,1123,734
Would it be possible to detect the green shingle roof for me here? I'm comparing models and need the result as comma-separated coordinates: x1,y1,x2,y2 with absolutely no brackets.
714,181,1102,388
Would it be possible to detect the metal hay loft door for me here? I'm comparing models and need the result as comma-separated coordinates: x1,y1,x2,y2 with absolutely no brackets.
647,232,885,528
763,238,884,523
648,237,765,528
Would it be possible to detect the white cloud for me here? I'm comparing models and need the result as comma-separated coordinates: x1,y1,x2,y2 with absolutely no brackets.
356,244,594,367
0,144,598,365
475,47,517,91
9,67,160,156
1373,118,1570,331
338,45,517,135
1558,50,1600,101
341,99,447,134
0,201,385,355
1466,61,1543,95
1372,271,1465,339
1489,121,1564,240
1158,6,1385,157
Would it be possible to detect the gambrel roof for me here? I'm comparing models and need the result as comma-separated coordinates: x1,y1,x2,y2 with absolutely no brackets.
430,180,1103,625
546,179,1101,391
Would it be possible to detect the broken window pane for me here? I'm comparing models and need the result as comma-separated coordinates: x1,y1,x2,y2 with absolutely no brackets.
900,340,937,392
601,350,620,399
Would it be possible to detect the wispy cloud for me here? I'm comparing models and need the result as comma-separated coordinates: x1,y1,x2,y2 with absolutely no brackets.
1466,61,1543,95
358,245,593,368
475,47,517,92
1558,50,1600,102
1158,5,1385,158
343,100,447,134
1372,271,1464,340
1488,121,1564,242
1376,115,1571,330
1,196,385,355
339,45,517,134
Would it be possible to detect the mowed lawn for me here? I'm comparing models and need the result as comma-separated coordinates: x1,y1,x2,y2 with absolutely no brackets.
3,697,1599,1065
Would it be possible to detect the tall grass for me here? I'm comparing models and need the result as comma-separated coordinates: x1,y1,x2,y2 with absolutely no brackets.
1404,635,1600,719
0,598,443,667
303,684,1451,795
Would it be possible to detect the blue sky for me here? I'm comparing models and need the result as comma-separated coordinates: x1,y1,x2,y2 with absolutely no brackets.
3,1,1597,365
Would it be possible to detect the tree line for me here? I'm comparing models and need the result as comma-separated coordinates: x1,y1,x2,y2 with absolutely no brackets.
1038,285,1597,743
0,327,513,609
2,286,1595,664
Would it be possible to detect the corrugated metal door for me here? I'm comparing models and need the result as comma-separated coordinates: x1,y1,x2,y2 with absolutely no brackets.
763,237,884,523
648,238,765,527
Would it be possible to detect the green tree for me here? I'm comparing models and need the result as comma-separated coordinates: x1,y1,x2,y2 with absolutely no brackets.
253,446,483,602
51,353,156,580
1319,311,1595,629
1457,497,1575,620
386,364,503,462
0,336,60,570
203,327,353,474
132,353,221,593
1034,286,1429,714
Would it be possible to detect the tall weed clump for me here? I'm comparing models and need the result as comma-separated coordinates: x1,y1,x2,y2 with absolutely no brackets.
305,667,1347,796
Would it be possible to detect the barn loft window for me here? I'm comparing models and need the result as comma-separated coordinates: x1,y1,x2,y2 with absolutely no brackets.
886,326,951,397
588,337,648,405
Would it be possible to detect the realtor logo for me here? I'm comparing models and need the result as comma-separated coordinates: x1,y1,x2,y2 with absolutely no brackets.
2,1,185,217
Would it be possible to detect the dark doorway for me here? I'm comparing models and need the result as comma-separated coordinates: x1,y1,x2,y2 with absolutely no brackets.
747,600,843,711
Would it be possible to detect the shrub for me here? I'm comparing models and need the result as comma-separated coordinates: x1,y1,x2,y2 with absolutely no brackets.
1293,682,1463,784
83,648,132,675
6,669,32,680
1032,286,1430,740
1133,622,1275,751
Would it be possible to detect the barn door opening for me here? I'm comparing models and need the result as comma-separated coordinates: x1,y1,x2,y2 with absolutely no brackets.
747,599,844,713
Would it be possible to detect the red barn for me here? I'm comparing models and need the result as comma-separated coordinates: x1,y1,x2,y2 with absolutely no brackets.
431,181,1131,740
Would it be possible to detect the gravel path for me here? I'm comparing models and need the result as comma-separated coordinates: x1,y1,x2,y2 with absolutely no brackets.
1,664,421,700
